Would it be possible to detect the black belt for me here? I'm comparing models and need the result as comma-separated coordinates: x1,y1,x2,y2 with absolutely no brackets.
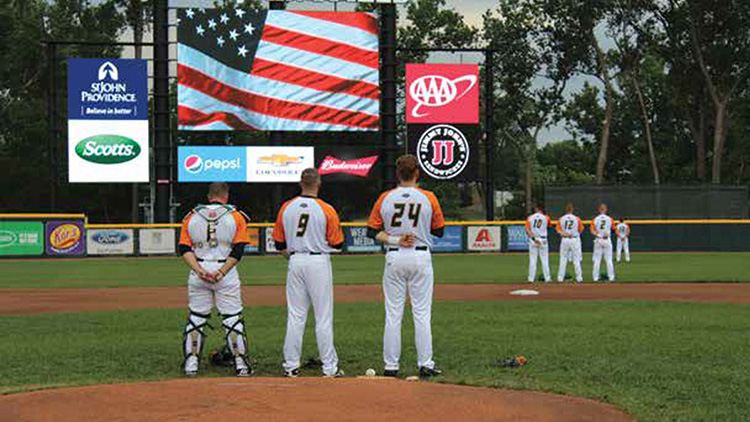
388,246,429,252
197,258,227,263
289,252,324,256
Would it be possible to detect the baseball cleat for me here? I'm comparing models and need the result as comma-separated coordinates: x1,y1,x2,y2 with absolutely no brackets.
236,366,254,377
383,369,399,378
323,369,345,378
185,369,197,377
284,368,300,378
418,366,443,378
184,355,199,376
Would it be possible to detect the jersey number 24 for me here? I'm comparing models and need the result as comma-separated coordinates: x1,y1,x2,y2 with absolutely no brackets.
391,203,421,228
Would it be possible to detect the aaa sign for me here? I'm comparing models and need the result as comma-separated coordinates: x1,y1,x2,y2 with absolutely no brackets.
406,64,479,124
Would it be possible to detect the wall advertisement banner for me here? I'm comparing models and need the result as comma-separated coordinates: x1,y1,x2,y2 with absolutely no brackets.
432,225,463,252
407,124,479,181
87,229,135,255
244,227,261,253
139,228,176,254
467,226,501,251
178,146,314,183
507,225,530,252
45,221,86,255
67,59,149,183
345,227,381,253
265,227,279,254
406,64,480,124
0,222,44,256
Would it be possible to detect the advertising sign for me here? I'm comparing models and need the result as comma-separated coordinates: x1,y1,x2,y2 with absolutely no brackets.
139,228,176,254
247,147,315,183
408,124,479,181
177,146,314,183
178,147,247,182
265,227,279,254
467,226,501,252
432,225,463,252
0,222,44,256
68,59,149,182
87,229,135,255
507,225,530,252
45,221,85,256
345,227,381,253
244,227,261,254
406,64,479,124
318,155,379,177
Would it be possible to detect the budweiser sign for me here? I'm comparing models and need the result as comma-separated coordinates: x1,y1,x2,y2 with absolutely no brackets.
318,156,379,177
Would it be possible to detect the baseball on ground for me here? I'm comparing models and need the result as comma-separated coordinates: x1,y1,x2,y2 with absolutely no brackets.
365,368,376,377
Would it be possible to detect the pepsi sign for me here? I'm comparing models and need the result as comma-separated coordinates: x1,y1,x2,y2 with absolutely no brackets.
178,147,247,182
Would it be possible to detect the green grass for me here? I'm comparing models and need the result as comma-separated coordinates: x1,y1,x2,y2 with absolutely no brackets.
1,252,749,288
1,300,748,421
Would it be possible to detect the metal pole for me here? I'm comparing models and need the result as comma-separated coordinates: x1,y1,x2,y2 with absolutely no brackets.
380,4,398,188
484,49,496,221
269,1,286,215
153,0,170,222
47,42,58,212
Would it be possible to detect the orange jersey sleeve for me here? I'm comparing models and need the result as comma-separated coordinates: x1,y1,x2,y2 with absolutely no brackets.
577,216,584,233
626,224,631,235
420,189,445,230
231,211,251,244
367,191,389,230
272,200,292,243
610,217,616,232
317,199,345,246
590,219,597,235
179,212,193,247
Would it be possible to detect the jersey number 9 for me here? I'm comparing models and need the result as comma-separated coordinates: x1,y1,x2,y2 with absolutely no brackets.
296,213,310,237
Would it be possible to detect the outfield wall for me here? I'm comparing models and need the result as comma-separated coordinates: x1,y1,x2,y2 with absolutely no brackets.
1,214,749,258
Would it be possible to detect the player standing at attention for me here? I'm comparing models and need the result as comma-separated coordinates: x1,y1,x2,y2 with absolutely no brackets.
525,204,552,283
616,218,631,263
367,154,445,379
591,203,616,282
556,204,584,283
178,182,253,377
273,168,345,378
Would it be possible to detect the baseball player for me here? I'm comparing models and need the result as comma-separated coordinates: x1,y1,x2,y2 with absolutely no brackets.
556,204,584,283
525,204,552,283
178,182,253,377
591,203,616,282
272,168,345,378
616,218,631,263
367,154,445,378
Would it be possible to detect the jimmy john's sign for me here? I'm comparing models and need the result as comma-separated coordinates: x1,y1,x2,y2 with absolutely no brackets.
408,124,479,181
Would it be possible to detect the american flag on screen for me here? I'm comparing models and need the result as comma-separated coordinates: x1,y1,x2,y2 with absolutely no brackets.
177,7,380,131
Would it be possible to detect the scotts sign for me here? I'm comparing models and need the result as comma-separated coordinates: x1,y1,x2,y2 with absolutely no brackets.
318,156,379,177
408,124,479,181
75,135,141,164
406,64,479,124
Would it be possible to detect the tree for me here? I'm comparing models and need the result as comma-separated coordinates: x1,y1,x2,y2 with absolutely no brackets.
484,0,574,212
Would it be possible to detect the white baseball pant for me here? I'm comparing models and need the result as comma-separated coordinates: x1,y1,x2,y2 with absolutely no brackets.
283,253,339,376
593,238,615,281
528,239,551,282
558,237,583,282
188,264,243,315
382,249,435,371
617,237,630,262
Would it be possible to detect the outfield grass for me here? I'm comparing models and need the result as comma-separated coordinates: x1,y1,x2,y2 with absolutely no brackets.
1,300,748,421
1,252,749,289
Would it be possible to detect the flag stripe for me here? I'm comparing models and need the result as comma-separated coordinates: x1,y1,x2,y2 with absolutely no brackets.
179,105,257,131
266,10,377,52
289,11,378,36
177,47,379,114
251,57,379,100
178,74,378,129
255,41,379,86
261,24,378,69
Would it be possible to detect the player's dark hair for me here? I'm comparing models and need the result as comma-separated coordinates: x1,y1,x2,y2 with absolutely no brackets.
208,182,229,198
565,203,574,214
300,168,320,188
534,203,546,214
396,154,419,182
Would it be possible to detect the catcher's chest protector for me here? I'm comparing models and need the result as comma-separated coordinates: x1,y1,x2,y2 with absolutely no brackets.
186,204,240,260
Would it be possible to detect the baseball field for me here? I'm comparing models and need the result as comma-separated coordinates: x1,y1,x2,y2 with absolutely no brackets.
1,252,749,421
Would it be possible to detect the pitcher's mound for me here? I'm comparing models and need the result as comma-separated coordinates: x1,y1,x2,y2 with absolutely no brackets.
0,378,631,422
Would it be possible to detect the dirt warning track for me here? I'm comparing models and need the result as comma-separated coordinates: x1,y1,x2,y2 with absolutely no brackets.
0,283,748,316
0,377,632,422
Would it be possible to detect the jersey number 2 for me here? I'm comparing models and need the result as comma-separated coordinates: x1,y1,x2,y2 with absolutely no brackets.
296,214,310,237
391,203,422,228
